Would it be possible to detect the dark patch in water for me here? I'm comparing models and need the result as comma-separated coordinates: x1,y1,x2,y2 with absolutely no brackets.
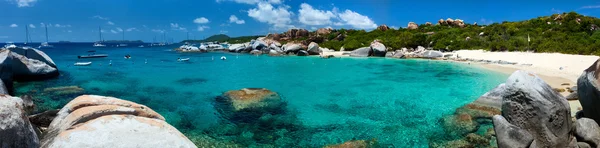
174,78,208,85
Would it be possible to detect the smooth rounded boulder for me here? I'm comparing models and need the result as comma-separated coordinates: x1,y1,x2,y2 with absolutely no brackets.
307,42,320,55
10,51,59,81
421,50,444,58
370,40,387,57
8,47,57,68
578,59,600,124
493,70,574,147
41,95,195,148
214,88,285,123
0,95,40,148
283,43,302,53
297,50,309,56
349,47,370,57
575,118,600,147
252,40,267,51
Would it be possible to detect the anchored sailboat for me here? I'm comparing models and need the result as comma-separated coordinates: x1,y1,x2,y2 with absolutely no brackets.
93,26,106,47
38,24,54,49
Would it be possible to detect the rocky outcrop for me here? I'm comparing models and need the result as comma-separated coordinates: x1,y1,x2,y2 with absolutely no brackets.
0,95,40,148
438,19,446,25
297,50,309,56
377,24,390,31
492,70,574,147
250,50,262,55
349,47,370,57
407,22,418,30
282,29,309,40
252,40,267,51
578,59,600,124
307,42,320,55
316,28,332,35
214,88,285,123
283,43,303,53
8,47,57,68
228,43,247,52
370,40,386,57
425,22,432,26
10,51,59,81
41,95,195,148
472,83,507,108
421,50,444,58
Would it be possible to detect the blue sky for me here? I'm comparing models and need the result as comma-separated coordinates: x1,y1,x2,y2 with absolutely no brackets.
1,0,600,42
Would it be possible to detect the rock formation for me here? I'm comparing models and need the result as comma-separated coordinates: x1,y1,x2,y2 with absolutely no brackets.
578,59,600,123
377,24,390,31
370,40,387,57
41,95,195,148
0,95,40,148
214,88,285,123
316,28,332,35
407,22,418,30
307,42,320,55
0,48,59,95
349,47,371,57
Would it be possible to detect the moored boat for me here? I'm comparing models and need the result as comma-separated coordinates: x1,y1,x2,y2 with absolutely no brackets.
78,54,108,59
74,62,92,66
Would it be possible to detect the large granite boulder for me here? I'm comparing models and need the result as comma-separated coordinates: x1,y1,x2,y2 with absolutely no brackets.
0,95,40,148
297,50,309,56
0,50,13,93
316,28,332,35
10,52,59,81
0,79,8,95
370,40,386,57
578,59,600,124
473,83,507,108
407,22,418,30
421,50,444,58
492,115,534,147
307,42,320,55
252,40,267,51
41,95,195,148
575,118,600,147
250,50,262,55
283,43,302,53
349,47,370,57
493,70,574,147
9,47,56,68
214,88,285,123
377,24,390,31
229,43,246,52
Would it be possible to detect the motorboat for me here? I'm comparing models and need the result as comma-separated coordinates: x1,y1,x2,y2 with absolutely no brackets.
78,54,108,59
138,45,145,48
178,58,189,62
74,62,92,66
93,42,106,47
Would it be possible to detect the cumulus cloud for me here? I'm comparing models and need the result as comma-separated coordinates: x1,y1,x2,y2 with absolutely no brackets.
193,17,210,24
248,2,293,29
298,3,335,26
54,24,70,28
116,27,123,32
28,24,36,28
92,15,109,20
152,29,165,33
9,0,37,7
197,26,210,31
216,0,281,5
110,30,118,34
170,23,187,31
229,15,245,24
126,28,139,32
337,9,377,29
107,21,115,25
10,24,18,28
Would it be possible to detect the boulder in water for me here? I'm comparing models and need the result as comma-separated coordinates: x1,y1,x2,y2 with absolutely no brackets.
215,88,285,123
350,47,370,57
41,95,195,148
9,51,59,81
370,40,386,57
250,50,262,55
0,95,40,148
8,47,56,68
283,43,302,53
297,50,309,56
493,70,574,147
252,40,267,51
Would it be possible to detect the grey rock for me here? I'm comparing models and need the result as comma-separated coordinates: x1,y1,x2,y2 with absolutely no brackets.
575,118,600,147
578,59,600,124
421,50,444,58
385,52,393,57
283,43,302,53
473,83,506,108
9,47,56,68
250,50,262,55
349,47,370,57
498,70,573,147
29,109,59,128
252,40,267,51
370,41,386,57
21,95,34,114
392,51,405,59
492,115,534,148
578,142,592,148
0,95,40,148
297,50,308,56
0,50,13,94
0,80,8,95
307,42,320,55
566,92,578,100
10,52,59,81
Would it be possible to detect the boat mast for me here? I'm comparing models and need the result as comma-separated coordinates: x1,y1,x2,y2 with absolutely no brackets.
45,24,49,42
98,26,103,42
25,26,29,44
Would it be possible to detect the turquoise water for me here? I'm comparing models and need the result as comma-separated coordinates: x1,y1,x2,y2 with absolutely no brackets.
15,44,507,147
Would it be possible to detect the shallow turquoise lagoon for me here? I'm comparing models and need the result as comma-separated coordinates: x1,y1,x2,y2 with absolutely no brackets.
16,44,507,147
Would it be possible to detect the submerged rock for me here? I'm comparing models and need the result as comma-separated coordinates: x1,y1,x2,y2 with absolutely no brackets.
29,109,59,129
41,95,195,148
323,139,377,148
0,95,40,148
493,70,574,147
578,59,600,124
215,88,285,123
43,86,84,95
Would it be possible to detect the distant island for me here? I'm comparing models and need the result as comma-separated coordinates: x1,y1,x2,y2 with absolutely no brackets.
186,12,600,55
100,40,144,44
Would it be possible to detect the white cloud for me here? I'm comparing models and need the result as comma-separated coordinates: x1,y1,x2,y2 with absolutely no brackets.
110,30,118,34
220,30,229,34
126,28,138,32
193,17,210,24
216,0,281,5
107,21,115,25
248,2,293,30
28,24,36,28
337,10,377,29
298,3,335,26
116,27,123,32
229,15,245,24
92,15,109,20
170,23,187,31
9,0,37,7
581,5,600,9
197,26,210,31
152,29,165,33
10,24,18,28
54,24,69,28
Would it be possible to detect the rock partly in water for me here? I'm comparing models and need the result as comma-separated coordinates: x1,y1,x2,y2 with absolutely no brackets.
250,50,262,55
0,95,40,148
578,59,600,124
252,40,267,51
41,95,195,148
8,47,57,68
493,70,574,147
349,47,371,57
297,50,309,56
323,139,377,148
472,83,506,108
43,86,84,95
8,51,59,81
215,88,284,118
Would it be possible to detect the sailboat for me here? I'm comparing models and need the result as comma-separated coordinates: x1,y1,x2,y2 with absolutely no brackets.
118,31,128,47
38,24,54,49
93,26,107,47
23,26,32,48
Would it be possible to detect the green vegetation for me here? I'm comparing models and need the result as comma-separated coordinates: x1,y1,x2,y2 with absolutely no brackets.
318,12,600,55
182,34,263,44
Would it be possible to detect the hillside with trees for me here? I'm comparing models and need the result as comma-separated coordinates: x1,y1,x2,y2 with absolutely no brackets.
182,34,263,44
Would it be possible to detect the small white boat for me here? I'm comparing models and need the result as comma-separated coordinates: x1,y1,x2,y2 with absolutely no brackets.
220,56,226,60
178,58,190,62
138,45,145,48
74,62,92,66
93,42,106,47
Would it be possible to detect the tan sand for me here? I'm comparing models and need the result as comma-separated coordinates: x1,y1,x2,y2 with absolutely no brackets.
321,51,350,57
